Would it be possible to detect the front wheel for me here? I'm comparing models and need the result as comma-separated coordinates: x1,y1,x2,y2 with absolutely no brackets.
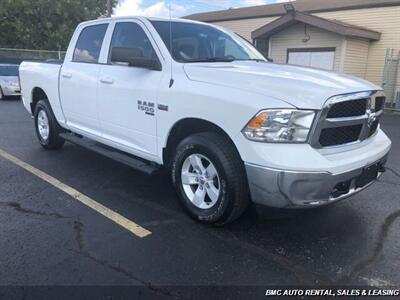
171,132,249,225
34,100,65,150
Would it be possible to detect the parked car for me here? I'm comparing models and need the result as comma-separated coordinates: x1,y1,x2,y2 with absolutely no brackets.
0,63,21,99
19,17,391,225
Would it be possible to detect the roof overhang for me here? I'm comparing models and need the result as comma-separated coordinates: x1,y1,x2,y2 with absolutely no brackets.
251,12,381,41
185,0,400,23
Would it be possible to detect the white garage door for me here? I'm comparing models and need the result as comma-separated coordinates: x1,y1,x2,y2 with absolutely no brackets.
288,49,335,71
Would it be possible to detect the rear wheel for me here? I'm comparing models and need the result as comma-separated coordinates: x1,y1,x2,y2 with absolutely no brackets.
0,87,3,100
34,100,65,150
171,132,249,225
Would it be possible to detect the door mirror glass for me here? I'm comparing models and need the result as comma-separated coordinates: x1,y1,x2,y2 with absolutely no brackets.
111,47,161,70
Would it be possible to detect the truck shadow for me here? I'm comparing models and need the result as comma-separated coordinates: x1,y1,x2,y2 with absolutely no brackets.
54,143,377,285
125,164,369,283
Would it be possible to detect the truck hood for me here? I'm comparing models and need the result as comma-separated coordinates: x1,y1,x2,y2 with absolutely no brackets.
183,62,381,109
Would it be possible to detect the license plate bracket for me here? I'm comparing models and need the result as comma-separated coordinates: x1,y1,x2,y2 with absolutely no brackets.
356,163,380,188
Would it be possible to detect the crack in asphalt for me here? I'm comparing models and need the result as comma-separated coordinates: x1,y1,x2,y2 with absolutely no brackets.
337,209,400,284
378,179,400,187
0,201,179,297
209,229,333,286
387,167,400,179
0,201,70,219
72,221,182,299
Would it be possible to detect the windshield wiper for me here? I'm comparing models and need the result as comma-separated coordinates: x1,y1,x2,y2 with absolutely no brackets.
185,57,235,63
237,58,267,63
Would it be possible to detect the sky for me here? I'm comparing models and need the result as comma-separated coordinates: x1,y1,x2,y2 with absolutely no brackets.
114,0,294,18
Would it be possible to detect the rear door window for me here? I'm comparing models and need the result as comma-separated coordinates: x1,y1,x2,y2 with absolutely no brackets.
73,24,108,63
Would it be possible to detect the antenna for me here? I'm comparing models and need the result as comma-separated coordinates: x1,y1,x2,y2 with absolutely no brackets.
168,0,174,88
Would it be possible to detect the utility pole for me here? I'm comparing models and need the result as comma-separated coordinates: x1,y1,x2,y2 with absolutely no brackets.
107,0,112,17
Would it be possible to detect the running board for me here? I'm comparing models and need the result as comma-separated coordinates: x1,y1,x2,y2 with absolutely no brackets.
59,133,160,176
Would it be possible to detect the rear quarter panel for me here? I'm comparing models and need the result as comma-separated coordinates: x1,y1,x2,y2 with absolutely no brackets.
19,61,66,125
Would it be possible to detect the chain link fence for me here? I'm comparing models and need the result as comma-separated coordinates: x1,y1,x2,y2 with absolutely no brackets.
0,48,66,64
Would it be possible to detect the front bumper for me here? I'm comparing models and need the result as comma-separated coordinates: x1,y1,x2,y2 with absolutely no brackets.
245,153,389,208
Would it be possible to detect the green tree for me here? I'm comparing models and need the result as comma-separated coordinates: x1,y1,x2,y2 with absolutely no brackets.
0,0,117,50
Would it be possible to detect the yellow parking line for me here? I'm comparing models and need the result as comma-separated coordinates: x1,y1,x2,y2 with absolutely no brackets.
0,148,152,238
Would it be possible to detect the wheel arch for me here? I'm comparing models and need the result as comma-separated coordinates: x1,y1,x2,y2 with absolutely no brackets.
30,87,48,115
163,118,242,167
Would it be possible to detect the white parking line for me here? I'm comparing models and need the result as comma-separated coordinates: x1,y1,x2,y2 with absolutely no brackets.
0,148,152,238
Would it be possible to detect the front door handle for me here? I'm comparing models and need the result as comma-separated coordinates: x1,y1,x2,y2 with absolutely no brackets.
61,72,72,79
99,77,114,84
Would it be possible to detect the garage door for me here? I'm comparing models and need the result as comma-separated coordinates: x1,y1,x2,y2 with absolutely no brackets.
288,48,335,71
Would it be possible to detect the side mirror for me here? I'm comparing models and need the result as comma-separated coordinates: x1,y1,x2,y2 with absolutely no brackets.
111,47,162,71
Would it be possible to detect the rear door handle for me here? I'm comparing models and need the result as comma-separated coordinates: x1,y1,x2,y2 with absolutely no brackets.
61,72,72,79
99,77,114,84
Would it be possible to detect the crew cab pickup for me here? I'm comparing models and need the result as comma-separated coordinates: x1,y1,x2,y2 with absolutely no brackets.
19,16,392,225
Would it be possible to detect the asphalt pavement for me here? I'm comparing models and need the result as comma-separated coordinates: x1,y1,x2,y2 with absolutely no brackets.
0,98,399,299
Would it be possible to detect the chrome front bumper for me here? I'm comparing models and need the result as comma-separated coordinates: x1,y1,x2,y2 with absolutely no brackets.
245,154,388,208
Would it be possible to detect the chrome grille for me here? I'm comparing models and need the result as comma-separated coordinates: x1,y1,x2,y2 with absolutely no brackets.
310,91,385,148
319,125,363,147
326,98,368,118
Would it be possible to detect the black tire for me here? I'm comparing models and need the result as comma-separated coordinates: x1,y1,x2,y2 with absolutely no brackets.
0,87,3,100
171,132,249,225
34,99,65,150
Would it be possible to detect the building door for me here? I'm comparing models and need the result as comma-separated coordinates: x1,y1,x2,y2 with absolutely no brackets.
287,48,335,71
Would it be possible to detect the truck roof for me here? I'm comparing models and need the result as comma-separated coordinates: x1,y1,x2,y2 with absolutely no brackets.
78,16,204,27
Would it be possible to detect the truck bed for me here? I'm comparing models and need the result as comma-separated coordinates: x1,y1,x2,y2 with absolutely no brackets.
19,61,66,124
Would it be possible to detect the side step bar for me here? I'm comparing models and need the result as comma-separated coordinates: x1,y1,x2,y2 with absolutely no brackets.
59,133,160,176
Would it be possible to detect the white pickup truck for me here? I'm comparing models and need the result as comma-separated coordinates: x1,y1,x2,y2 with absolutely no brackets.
19,16,391,225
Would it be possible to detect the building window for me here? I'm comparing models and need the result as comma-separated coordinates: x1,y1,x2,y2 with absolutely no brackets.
254,39,269,58
287,47,335,71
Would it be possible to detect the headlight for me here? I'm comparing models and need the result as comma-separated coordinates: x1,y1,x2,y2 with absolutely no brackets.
242,109,315,143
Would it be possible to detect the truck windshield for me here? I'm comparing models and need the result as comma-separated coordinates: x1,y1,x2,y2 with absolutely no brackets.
0,65,19,76
150,20,266,63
